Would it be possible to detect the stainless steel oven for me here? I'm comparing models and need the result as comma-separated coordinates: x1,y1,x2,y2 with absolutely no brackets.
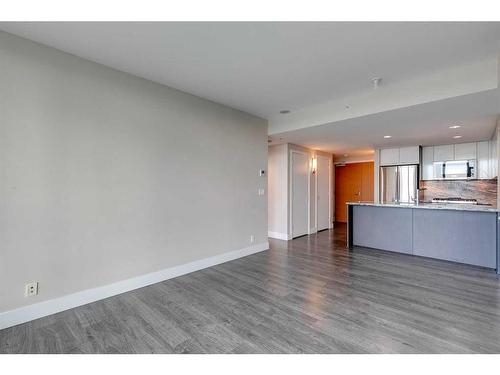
433,159,476,180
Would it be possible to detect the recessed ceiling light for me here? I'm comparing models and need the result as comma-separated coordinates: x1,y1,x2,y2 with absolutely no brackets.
449,125,461,129
383,135,392,139
279,110,290,114
453,135,462,139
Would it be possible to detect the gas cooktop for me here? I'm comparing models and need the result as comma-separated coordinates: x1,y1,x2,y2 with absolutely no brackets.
431,197,478,204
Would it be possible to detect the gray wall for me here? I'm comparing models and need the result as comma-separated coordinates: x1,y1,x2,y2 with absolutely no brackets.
0,31,268,313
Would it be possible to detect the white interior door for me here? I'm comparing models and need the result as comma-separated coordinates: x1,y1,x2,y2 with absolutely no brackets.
316,156,331,231
291,151,309,238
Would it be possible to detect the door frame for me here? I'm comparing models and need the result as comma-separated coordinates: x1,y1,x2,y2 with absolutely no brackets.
315,154,332,231
289,149,311,238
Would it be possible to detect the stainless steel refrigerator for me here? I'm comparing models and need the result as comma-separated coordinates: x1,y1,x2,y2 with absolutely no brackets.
379,165,419,204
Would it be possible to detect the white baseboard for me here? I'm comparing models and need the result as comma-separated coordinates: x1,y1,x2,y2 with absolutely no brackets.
0,241,269,330
268,231,291,240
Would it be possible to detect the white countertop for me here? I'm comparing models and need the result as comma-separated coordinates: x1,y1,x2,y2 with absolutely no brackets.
347,201,499,213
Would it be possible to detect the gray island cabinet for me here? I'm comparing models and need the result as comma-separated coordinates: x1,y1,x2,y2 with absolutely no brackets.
347,203,499,274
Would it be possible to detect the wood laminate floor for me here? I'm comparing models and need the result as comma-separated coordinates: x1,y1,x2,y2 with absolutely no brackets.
1,224,500,353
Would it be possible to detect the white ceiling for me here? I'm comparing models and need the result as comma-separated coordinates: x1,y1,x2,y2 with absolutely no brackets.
269,90,499,157
1,22,499,119
1,22,499,157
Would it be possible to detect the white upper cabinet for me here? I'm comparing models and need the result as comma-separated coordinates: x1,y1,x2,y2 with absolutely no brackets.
423,141,494,180
382,142,493,179
433,145,454,161
477,141,490,179
380,148,400,166
454,142,477,160
490,139,498,178
380,146,419,166
421,146,434,180
399,146,420,164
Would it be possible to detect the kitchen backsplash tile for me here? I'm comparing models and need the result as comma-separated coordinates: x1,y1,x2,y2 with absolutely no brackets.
420,179,497,207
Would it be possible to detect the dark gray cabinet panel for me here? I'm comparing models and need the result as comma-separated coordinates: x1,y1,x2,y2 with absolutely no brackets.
353,206,413,254
413,209,497,268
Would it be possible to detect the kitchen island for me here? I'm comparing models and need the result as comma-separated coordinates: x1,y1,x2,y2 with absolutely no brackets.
347,202,500,274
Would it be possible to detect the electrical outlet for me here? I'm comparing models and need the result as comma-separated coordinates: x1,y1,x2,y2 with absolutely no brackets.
25,282,38,297
258,188,265,196
250,235,255,243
